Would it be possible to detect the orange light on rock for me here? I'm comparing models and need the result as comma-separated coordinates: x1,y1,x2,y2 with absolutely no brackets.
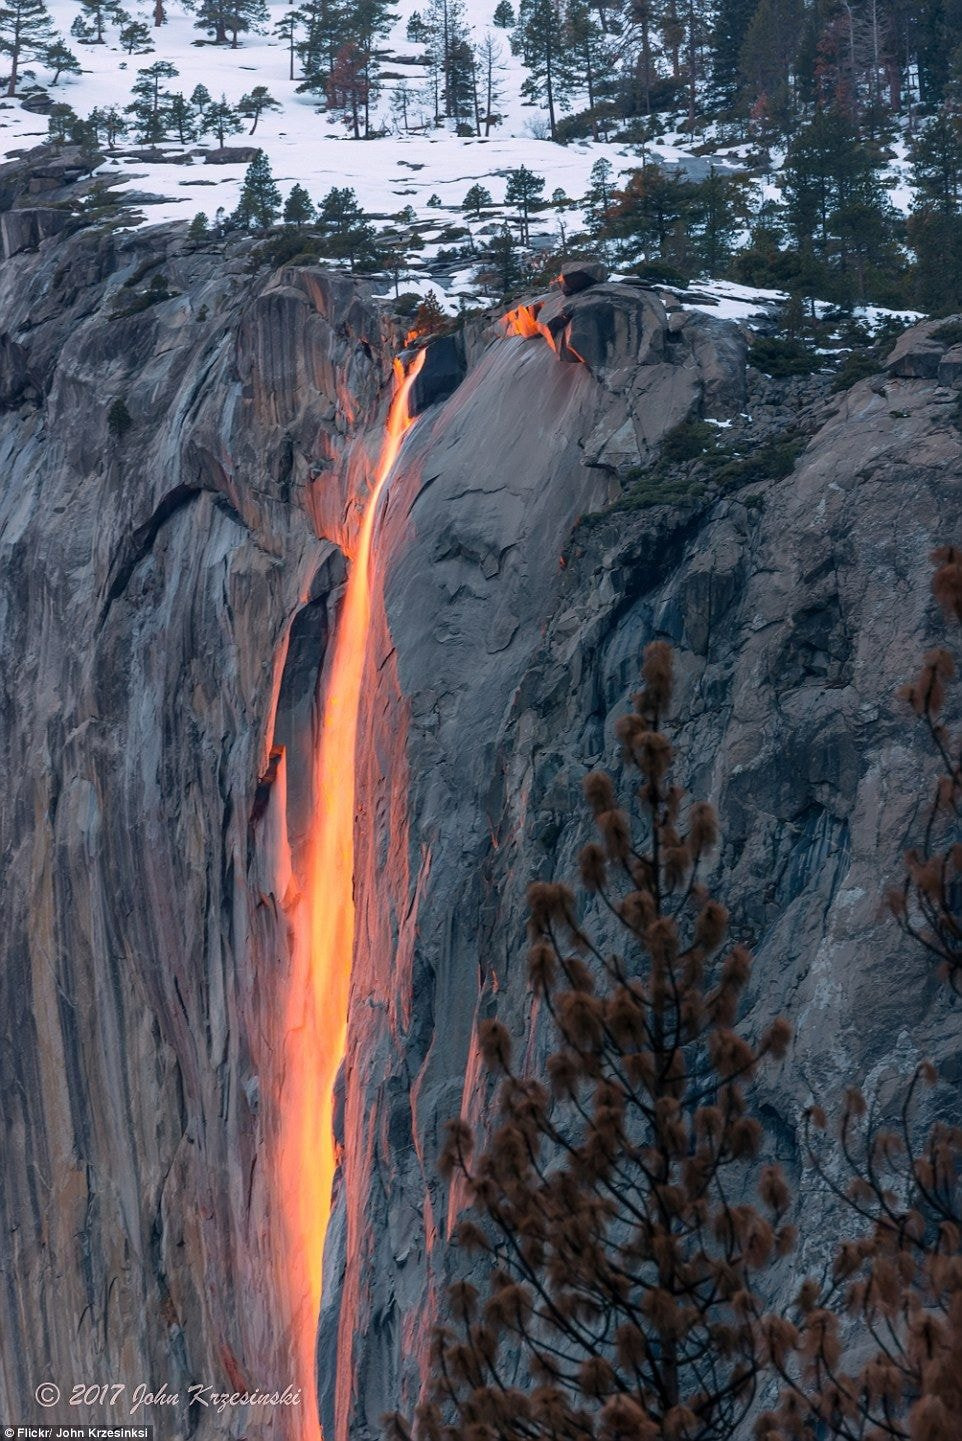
502,302,543,340
277,348,426,1440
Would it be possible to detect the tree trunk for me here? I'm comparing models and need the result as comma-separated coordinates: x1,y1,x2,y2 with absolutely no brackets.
485,53,493,134
545,32,556,140
687,0,696,130
8,30,19,95
153,0,165,25
641,10,652,114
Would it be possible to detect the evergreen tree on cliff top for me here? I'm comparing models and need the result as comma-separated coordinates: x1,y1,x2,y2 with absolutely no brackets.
390,642,794,1441
233,149,281,231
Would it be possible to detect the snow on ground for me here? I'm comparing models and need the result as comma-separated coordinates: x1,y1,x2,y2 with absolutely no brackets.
0,0,723,242
0,0,926,332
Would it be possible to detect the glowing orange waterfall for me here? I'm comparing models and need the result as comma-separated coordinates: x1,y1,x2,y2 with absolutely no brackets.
278,348,426,1440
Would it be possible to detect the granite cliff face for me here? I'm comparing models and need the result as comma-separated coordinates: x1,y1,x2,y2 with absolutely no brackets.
0,149,961,1441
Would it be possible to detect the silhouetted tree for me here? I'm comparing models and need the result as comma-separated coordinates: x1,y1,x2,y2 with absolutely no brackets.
273,6,301,77
390,643,794,1441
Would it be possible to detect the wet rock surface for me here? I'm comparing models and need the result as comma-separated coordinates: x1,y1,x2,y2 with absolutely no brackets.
0,151,961,1441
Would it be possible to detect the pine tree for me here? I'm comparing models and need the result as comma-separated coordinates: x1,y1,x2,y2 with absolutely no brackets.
306,0,392,135
782,107,901,304
511,0,566,140
738,0,803,134
187,210,210,242
492,0,513,21
74,0,122,42
297,0,345,90
343,0,395,132
688,166,753,274
273,7,301,78
447,32,477,127
585,154,614,232
562,0,607,123
44,38,80,81
476,222,521,295
908,106,962,311
315,185,379,269
390,76,412,129
234,149,281,231
916,0,962,104
477,27,504,133
409,289,447,338
189,81,211,127
167,91,195,143
202,93,241,146
712,0,758,100
326,41,371,137
422,0,472,121
505,163,545,244
0,0,56,96
125,58,178,141
88,102,127,145
283,182,315,225
118,17,152,50
911,105,962,216
47,100,79,142
238,83,280,133
462,181,492,217
106,397,132,438
406,6,426,38
389,642,793,1441
193,0,266,47
605,162,690,257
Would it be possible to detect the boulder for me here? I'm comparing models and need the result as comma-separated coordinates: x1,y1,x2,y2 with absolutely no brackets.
887,339,943,379
938,345,962,387
557,259,608,295
671,310,748,416
886,321,951,379
17,88,52,114
203,146,261,165
561,283,667,375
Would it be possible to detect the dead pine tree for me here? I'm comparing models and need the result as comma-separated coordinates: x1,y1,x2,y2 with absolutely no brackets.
757,547,962,1441
388,641,793,1441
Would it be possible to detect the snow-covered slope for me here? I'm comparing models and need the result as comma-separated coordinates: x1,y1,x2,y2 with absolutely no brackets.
0,0,923,325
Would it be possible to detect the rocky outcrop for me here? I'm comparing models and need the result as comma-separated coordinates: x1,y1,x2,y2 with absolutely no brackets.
503,283,746,475
1,151,961,1441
